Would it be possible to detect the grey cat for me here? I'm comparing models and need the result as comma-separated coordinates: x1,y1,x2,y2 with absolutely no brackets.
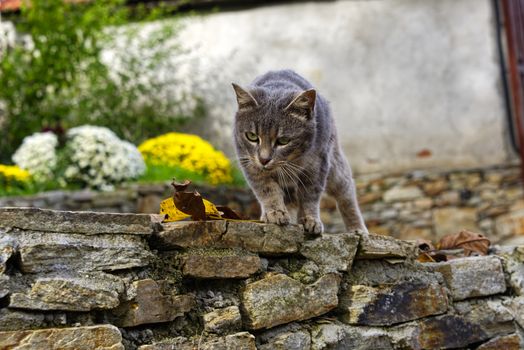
232,69,366,234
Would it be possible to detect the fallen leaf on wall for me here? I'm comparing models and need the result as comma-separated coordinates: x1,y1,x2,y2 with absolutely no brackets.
416,229,491,262
160,179,248,223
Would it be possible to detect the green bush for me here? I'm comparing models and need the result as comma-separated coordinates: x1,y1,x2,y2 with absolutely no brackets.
0,0,201,162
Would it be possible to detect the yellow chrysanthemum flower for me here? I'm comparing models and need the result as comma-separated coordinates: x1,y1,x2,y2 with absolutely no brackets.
138,133,233,185
0,164,31,189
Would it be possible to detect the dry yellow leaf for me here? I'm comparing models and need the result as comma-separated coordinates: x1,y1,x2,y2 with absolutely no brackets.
160,197,221,222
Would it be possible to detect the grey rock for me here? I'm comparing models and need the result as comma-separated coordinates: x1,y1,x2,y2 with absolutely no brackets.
9,273,124,311
201,332,258,350
498,246,524,295
383,186,422,203
477,334,522,350
310,322,393,350
6,229,153,273
393,315,489,349
0,324,124,350
339,280,448,326
257,323,311,350
393,298,516,349
0,207,153,235
203,306,242,334
181,249,261,279
428,256,506,300
152,221,227,249
154,221,304,255
300,233,359,272
222,222,304,255
242,273,340,330
0,275,9,298
356,232,418,260
110,279,194,327
455,298,516,338
258,331,310,350
346,259,441,286
141,332,257,350
0,309,45,331
505,296,524,328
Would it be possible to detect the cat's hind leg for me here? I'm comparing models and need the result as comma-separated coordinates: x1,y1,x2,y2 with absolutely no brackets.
326,148,367,233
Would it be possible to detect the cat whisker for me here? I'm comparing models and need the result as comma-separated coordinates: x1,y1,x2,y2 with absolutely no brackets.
285,162,315,185
280,163,303,197
282,163,306,188
276,168,293,202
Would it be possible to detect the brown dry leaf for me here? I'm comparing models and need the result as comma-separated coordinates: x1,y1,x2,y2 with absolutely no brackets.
172,179,191,192
162,178,253,222
216,206,244,220
437,230,490,258
173,191,207,221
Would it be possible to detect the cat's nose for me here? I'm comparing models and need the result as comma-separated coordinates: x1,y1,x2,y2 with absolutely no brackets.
259,157,271,166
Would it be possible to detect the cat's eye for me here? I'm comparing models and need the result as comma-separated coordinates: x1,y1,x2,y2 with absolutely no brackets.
245,132,259,142
276,137,290,146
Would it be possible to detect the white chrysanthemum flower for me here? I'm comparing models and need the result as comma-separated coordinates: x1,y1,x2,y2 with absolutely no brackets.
64,125,145,189
12,132,58,182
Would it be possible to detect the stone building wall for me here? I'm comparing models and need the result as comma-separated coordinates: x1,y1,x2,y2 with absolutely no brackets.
1,164,524,245
0,207,523,349
330,163,524,246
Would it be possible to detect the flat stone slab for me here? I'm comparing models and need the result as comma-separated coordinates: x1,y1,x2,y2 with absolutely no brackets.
0,207,153,235
0,275,9,298
393,298,516,349
356,233,418,260
257,324,311,350
0,324,124,350
383,186,423,203
138,332,256,350
9,273,124,311
110,279,194,327
242,273,340,330
392,316,487,350
428,256,506,301
300,233,359,272
339,280,448,326
454,298,516,338
203,306,242,334
310,322,393,350
154,221,304,255
497,246,524,295
5,229,153,273
222,222,304,255
0,309,45,332
180,249,261,279
477,334,522,350
411,315,489,349
152,221,227,249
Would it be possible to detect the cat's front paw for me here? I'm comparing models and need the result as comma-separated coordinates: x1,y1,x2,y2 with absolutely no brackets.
263,209,291,225
299,215,324,235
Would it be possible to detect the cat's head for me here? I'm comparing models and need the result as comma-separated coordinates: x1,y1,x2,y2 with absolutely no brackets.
232,83,316,172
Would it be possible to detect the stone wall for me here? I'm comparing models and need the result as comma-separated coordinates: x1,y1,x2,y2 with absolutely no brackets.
0,183,260,219
0,207,523,349
327,164,524,246
2,164,524,245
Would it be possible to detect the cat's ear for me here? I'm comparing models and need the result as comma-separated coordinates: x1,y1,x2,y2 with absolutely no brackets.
284,89,316,117
232,83,259,110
